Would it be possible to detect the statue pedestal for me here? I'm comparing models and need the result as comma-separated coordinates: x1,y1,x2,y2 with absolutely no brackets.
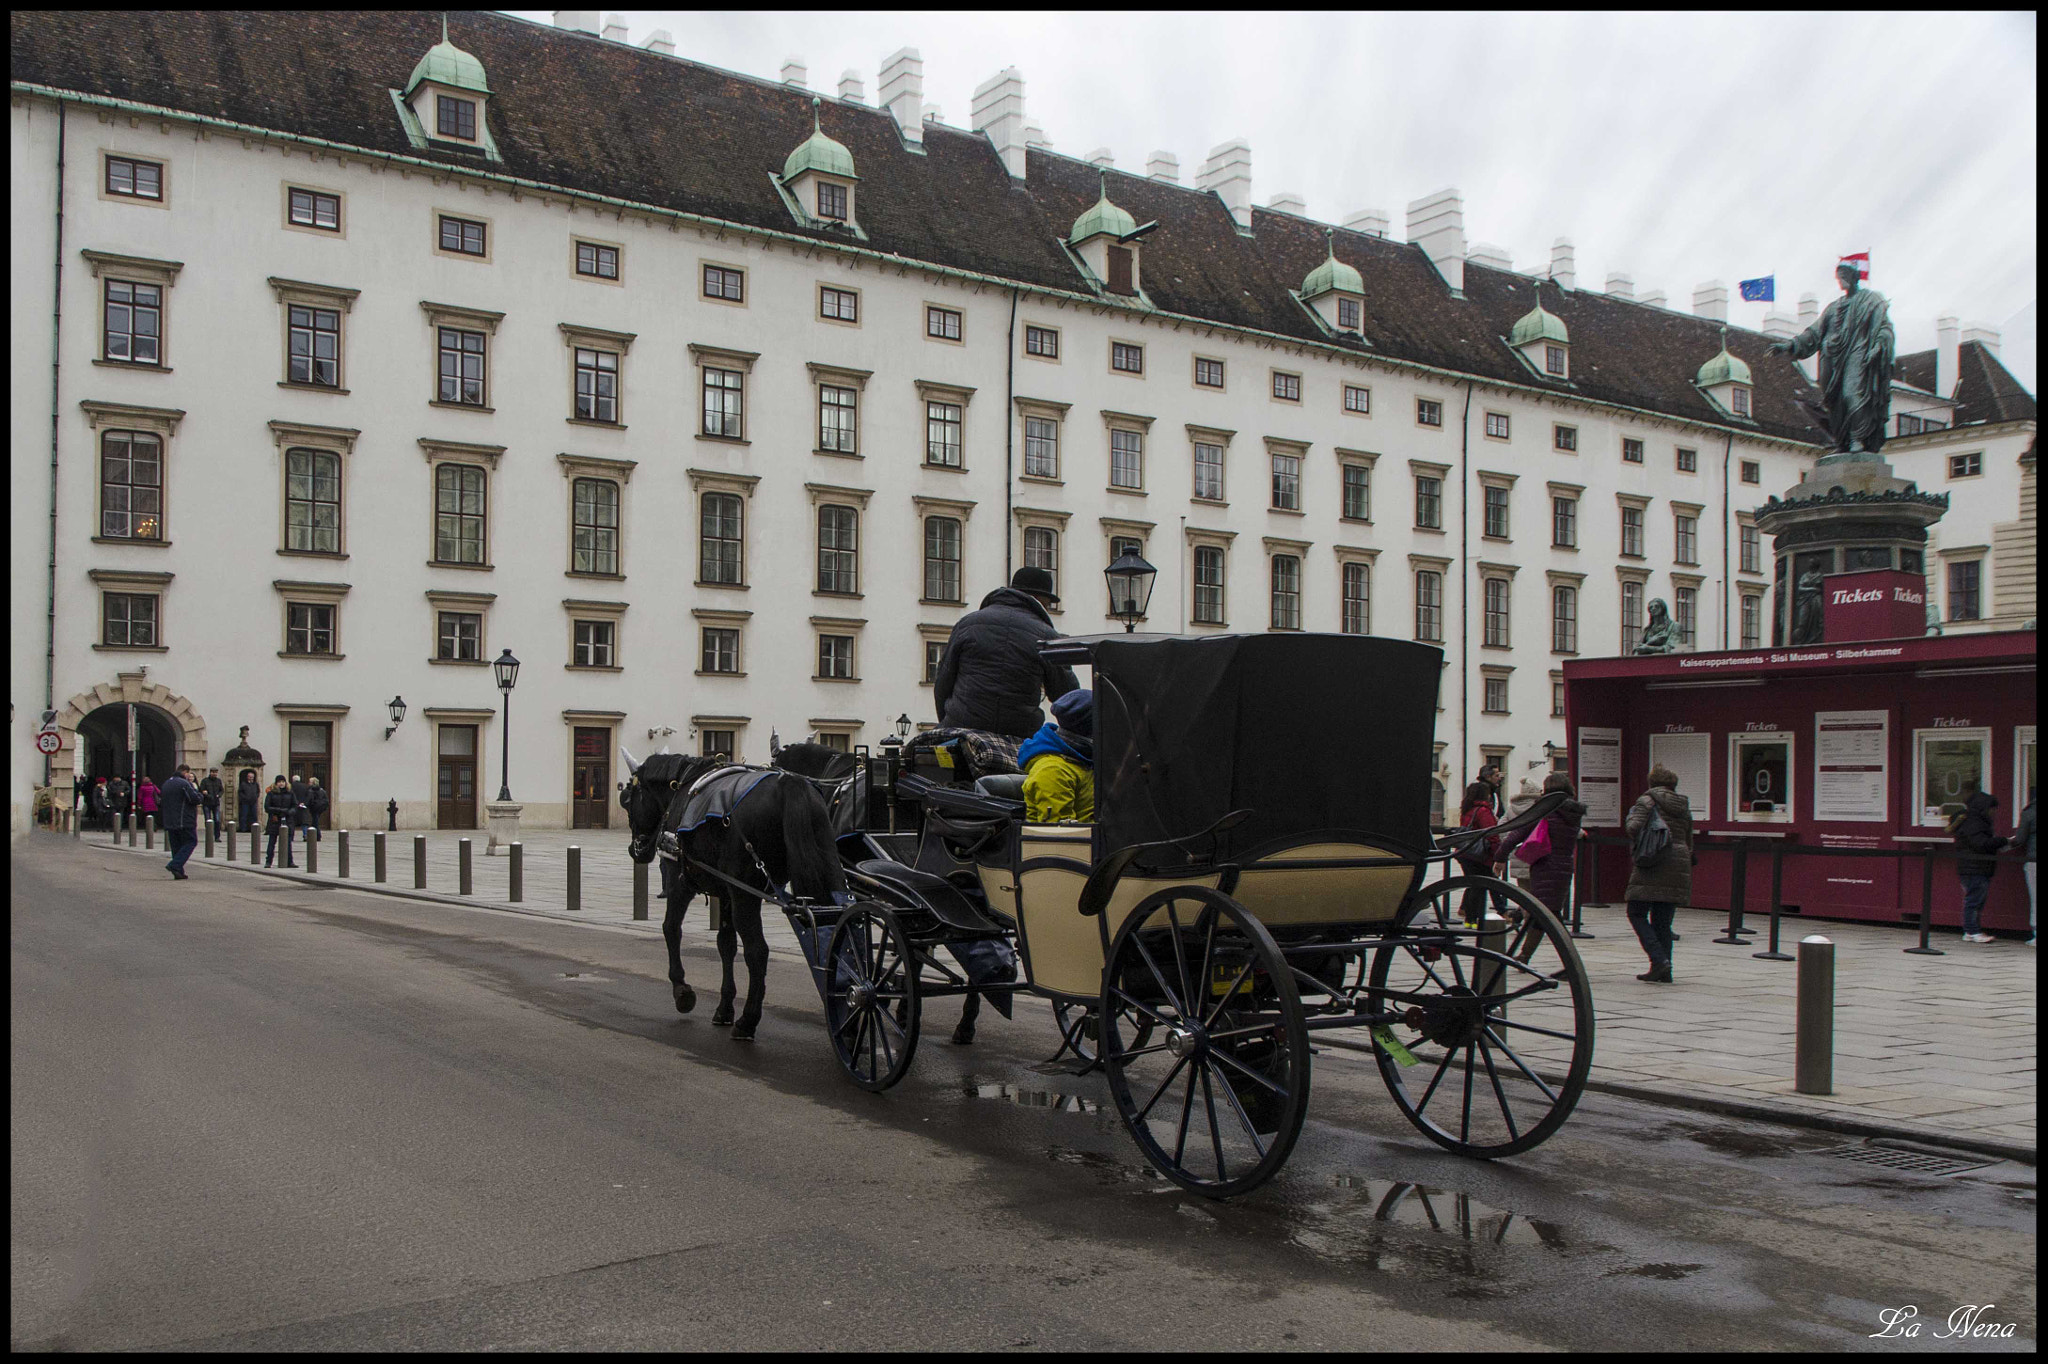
484,800,522,855
1755,453,1949,646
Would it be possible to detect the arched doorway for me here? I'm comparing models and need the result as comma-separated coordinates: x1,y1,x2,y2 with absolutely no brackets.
77,702,179,789
49,674,210,821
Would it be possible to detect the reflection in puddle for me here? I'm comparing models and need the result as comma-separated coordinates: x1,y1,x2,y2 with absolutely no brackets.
968,1080,1102,1115
1285,1179,1574,1276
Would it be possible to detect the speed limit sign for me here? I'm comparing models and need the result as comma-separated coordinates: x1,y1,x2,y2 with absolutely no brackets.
34,731,60,755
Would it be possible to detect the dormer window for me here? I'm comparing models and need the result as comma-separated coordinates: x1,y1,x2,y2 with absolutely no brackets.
1108,245,1134,294
1732,385,1751,416
1510,279,1569,379
1338,298,1362,331
779,97,861,236
1696,329,1756,419
817,181,848,221
1546,344,1566,376
436,95,476,141
1068,174,1150,299
1300,229,1365,335
396,23,498,162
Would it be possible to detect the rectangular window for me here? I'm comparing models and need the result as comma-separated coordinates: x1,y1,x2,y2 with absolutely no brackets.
1676,447,1698,473
700,492,743,585
100,431,163,541
1484,676,1509,714
284,447,340,554
1552,677,1566,718
701,627,740,674
1740,594,1762,649
1024,416,1059,479
818,385,858,453
575,348,619,423
1023,526,1059,599
1111,341,1144,374
926,306,961,340
1622,437,1645,464
1484,411,1510,440
816,181,848,221
703,264,744,302
1272,371,1302,402
924,640,945,684
288,187,340,231
702,367,743,437
1344,384,1371,414
1552,585,1578,653
571,477,619,575
103,279,161,365
1271,452,1301,510
817,634,854,679
573,619,615,668
1484,578,1511,647
1195,356,1225,388
925,401,963,467
1194,442,1225,501
437,611,480,662
1741,459,1761,484
817,505,859,594
1483,484,1510,538
1552,496,1577,548
576,241,619,280
1731,387,1751,416
1740,523,1761,574
820,285,858,322
1417,398,1442,427
1341,561,1370,634
1621,580,1644,654
436,94,476,140
923,516,962,602
287,304,341,387
1621,505,1644,557
437,327,486,405
1675,513,1699,565
1192,545,1226,625
1916,728,1988,826
701,728,737,760
438,215,486,256
1415,475,1443,530
105,154,163,200
1948,452,1983,479
1110,429,1144,490
1732,733,1794,820
286,602,336,656
1675,586,1697,647
1545,344,1566,375
1947,559,1982,621
1414,571,1443,642
1338,297,1362,331
1270,555,1301,630
103,592,158,648
1554,424,1577,452
433,463,487,564
1341,463,1371,520
1024,325,1059,358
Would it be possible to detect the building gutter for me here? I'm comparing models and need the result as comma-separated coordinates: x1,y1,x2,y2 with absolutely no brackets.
44,97,65,783
9,81,1826,458
1005,286,1017,578
1720,429,1734,648
1459,379,1473,789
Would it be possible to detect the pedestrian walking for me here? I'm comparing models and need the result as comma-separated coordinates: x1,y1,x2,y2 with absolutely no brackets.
1623,765,1693,983
108,775,131,829
88,778,109,831
2019,787,2037,948
1455,781,1504,923
237,769,261,832
158,764,205,879
1947,786,2008,943
1476,762,1506,816
1500,777,1543,892
198,766,224,835
138,775,160,824
263,775,298,867
305,776,330,846
1497,773,1587,920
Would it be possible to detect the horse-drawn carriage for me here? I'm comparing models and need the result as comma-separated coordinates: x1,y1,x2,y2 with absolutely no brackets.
624,632,1593,1198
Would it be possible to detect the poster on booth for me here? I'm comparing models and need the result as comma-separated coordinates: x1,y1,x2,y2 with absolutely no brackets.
1578,727,1622,826
1814,710,1888,822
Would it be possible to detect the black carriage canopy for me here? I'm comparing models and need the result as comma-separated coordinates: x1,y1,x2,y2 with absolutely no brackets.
1044,632,1445,870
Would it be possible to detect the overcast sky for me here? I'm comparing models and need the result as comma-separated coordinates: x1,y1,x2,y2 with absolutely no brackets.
508,10,2038,390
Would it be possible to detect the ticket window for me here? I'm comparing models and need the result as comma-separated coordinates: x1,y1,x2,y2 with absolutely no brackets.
1729,733,1794,822
1914,728,1990,827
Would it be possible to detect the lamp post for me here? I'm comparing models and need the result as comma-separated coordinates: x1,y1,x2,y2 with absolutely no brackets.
1104,549,1158,633
492,649,519,802
383,695,407,741
895,713,913,741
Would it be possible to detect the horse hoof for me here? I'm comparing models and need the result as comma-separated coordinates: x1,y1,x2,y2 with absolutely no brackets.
731,1019,757,1041
673,984,696,1014
951,1023,976,1046
711,1007,734,1027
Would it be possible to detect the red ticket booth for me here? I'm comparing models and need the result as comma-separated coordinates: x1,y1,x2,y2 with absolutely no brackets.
1563,630,2036,932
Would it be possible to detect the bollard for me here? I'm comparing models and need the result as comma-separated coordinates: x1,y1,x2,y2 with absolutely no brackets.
1753,846,1792,961
337,830,350,879
374,830,387,883
414,835,427,890
227,819,237,862
128,813,137,846
1905,848,1945,956
250,819,262,864
458,838,473,895
110,815,119,845
145,815,155,850
306,830,318,875
1475,911,1509,999
509,841,523,902
70,809,79,838
566,845,582,912
1794,935,1835,1095
387,798,399,832
204,818,215,859
633,859,649,921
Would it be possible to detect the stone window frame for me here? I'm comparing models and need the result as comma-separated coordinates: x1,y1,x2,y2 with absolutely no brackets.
1937,544,1988,623
273,577,350,661
268,277,359,394
1616,492,1652,560
1479,559,1519,650
1736,512,1763,577
1550,670,1567,719
1187,423,1235,505
924,302,964,345
1482,410,1511,441
1335,447,1377,523
1553,424,1578,453
1480,664,1515,716
1616,564,1652,654
1621,435,1646,464
808,718,866,752
1739,589,1765,649
1333,545,1378,635
817,281,862,328
1671,500,1705,567
1675,444,1700,475
558,454,636,582
1264,535,1312,632
1670,571,1706,648
432,207,493,264
425,588,496,666
1102,409,1155,496
917,622,955,687
1477,469,1518,542
100,150,169,210
81,400,185,549
1109,338,1145,377
915,495,977,606
1270,368,1303,405
269,419,360,561
690,714,752,763
1548,479,1584,550
1016,396,1070,485
806,361,873,459
1546,569,1587,656
87,567,173,653
807,482,873,600
280,181,345,240
560,322,637,430
692,607,752,678
420,300,505,413
83,250,182,372
811,614,868,683
1266,436,1309,515
688,467,760,591
1410,459,1450,533
419,437,505,572
1192,354,1227,392
1409,553,1452,645
1740,458,1762,485
1015,506,1073,611
1416,396,1444,429
699,259,748,308
916,379,976,472
1022,322,1062,363
1946,451,1985,481
690,342,760,444
571,235,624,287
564,597,627,672
1185,525,1238,629
1343,383,1372,417
1100,517,1157,625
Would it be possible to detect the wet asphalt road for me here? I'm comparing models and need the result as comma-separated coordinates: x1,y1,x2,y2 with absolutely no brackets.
10,838,2036,1351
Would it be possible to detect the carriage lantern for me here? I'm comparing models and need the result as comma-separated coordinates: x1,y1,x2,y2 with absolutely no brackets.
492,650,519,802
1104,549,1158,632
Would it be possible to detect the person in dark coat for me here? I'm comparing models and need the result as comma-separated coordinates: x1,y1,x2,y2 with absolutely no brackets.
1497,772,1587,920
198,767,224,835
1947,787,2008,943
1455,781,1503,923
304,776,330,844
108,775,130,828
1623,765,1694,983
237,770,261,832
158,764,205,879
288,773,311,857
932,566,1080,740
88,779,109,831
2019,787,2036,948
264,776,298,868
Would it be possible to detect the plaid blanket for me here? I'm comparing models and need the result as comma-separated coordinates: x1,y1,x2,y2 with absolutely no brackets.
903,728,1022,778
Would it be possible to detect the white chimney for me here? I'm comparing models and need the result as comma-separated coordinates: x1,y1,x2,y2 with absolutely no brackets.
1267,191,1306,216
1692,280,1729,322
1023,123,1050,149
1406,187,1465,295
1146,151,1179,184
1935,315,1961,397
1761,311,1798,340
640,29,674,55
553,11,600,35
880,47,924,146
780,58,808,88
602,14,628,42
838,70,865,103
1344,209,1390,239
1605,272,1634,301
1466,241,1511,272
970,67,1028,178
1549,238,1575,290
1197,139,1253,232
1087,147,1114,169
1960,322,2001,357
1797,294,1821,381
1639,288,1667,309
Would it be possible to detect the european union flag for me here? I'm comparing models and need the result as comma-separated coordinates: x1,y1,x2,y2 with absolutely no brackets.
1738,276,1775,302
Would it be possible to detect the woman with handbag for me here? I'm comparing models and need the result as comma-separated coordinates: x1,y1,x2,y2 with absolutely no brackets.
1622,765,1693,983
1497,773,1586,922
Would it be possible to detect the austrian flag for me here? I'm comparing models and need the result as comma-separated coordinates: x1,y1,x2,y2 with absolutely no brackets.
1838,252,1871,281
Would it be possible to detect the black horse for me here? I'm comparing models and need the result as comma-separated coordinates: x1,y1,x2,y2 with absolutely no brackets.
619,752,847,1040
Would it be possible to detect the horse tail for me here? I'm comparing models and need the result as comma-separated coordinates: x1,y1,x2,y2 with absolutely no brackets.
778,775,846,902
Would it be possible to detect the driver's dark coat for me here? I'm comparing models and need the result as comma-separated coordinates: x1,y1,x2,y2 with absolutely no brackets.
932,587,1079,740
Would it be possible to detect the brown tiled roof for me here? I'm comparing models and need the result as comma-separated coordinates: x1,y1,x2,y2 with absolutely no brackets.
12,8,1831,443
1894,342,2037,426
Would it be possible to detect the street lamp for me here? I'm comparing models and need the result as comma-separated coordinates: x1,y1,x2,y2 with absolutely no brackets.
895,713,913,741
492,649,520,802
1104,549,1158,632
384,695,407,741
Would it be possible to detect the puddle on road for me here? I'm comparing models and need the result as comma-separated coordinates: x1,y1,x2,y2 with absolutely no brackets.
1606,1262,1705,1280
967,1080,1102,1115
1283,1178,1576,1276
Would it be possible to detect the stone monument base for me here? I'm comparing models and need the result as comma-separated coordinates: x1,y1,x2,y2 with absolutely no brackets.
484,800,522,855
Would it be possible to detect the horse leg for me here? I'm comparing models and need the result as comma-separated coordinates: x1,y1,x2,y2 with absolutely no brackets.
660,863,696,1014
712,902,738,1026
953,989,981,1046
730,897,771,1041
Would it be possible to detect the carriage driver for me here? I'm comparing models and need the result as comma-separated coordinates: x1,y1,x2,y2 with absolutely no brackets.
932,566,1080,741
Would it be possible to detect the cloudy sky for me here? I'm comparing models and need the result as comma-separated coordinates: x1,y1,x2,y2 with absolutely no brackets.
508,10,2038,389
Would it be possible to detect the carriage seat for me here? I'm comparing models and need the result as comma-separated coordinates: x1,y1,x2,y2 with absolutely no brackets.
854,859,1006,936
973,773,1027,802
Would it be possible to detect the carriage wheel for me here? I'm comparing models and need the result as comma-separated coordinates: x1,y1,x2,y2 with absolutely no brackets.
1051,1000,1098,1064
1099,887,1309,1199
1366,876,1593,1159
824,905,921,1092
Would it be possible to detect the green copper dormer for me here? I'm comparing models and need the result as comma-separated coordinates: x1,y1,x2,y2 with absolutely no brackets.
1069,181,1138,246
774,97,863,235
404,31,491,98
1066,172,1148,297
393,19,500,161
1302,233,1364,300
1697,327,1756,419
1299,228,1365,335
1509,282,1569,349
783,100,858,183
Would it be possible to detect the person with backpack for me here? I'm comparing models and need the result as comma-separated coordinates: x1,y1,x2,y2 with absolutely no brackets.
1455,780,1504,923
304,776,331,848
1623,764,1693,983
1946,786,2008,944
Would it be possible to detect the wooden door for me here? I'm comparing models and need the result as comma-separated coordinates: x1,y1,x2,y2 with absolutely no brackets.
571,726,610,829
289,720,333,828
437,724,478,829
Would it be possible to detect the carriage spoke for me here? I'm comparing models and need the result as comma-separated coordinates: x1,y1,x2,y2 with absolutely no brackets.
1165,903,1194,1008
1172,1065,1199,1168
1476,1031,1521,1143
1482,1025,1563,1103
1199,1065,1228,1184
873,1007,898,1071
1135,1054,1191,1124
1204,1019,1290,1044
1206,1044,1288,1098
1487,1014,1580,1043
1460,1043,1475,1143
1131,935,1190,1022
1414,1042,1456,1116
1196,907,1220,1010
1110,988,1177,1030
1200,961,1254,1030
1207,1059,1269,1158
833,1008,863,1040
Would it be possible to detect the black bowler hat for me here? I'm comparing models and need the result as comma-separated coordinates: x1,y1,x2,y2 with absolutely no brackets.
1011,565,1059,604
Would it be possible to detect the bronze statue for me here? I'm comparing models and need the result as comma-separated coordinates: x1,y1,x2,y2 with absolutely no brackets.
1791,566,1827,644
1768,261,1895,455
1634,599,1678,655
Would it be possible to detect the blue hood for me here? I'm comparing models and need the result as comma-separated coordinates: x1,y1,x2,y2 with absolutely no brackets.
1017,722,1092,770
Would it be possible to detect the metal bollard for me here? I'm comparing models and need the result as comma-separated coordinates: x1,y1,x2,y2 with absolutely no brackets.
337,830,350,879
306,830,318,875
566,845,582,912
1476,911,1509,999
509,841,523,902
227,819,237,862
414,835,427,890
1905,848,1945,956
633,859,649,921
374,830,387,883
204,818,214,859
458,838,473,895
1753,846,1792,961
1795,935,1834,1095
250,820,262,865
145,815,155,850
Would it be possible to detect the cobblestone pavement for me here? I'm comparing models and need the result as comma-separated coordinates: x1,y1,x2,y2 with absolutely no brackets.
81,823,2037,1155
